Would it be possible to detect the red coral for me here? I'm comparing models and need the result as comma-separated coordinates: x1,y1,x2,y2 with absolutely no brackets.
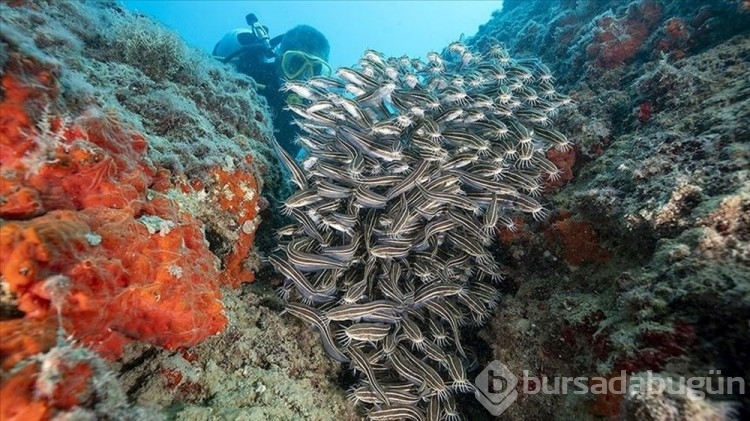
655,17,691,60
614,321,696,374
545,212,612,266
637,101,652,123
664,17,688,39
544,147,576,190
159,367,206,401
588,374,627,417
496,216,527,246
586,0,663,69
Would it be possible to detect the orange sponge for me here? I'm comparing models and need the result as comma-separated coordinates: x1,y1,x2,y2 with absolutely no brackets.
0,67,227,359
209,159,261,288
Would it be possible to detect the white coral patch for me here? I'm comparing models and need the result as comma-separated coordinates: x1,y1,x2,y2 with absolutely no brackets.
242,216,261,234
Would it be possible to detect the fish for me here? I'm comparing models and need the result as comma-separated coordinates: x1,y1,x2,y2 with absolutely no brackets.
338,125,403,162
282,302,349,363
337,323,391,346
271,41,571,417
325,300,404,323
286,238,350,272
270,137,307,190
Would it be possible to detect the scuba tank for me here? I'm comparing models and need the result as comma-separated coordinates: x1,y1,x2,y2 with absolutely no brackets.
213,14,274,65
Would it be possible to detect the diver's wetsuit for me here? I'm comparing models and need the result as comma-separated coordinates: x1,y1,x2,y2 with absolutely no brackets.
215,27,301,158
242,65,299,157
254,71,299,158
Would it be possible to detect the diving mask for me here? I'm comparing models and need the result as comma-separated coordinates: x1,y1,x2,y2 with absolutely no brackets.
281,50,332,80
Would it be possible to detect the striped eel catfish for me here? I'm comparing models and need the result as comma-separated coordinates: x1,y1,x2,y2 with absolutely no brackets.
269,41,573,419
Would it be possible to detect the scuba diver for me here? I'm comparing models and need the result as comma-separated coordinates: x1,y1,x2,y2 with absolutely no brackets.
213,14,332,157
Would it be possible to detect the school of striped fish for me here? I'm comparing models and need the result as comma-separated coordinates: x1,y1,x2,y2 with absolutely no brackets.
270,41,572,420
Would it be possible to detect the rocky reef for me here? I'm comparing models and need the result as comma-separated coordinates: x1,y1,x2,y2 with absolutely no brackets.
0,0,351,419
1,0,748,420
466,0,749,419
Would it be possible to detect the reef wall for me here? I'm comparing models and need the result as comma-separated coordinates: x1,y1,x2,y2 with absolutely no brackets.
1,0,748,419
467,0,749,419
0,0,354,419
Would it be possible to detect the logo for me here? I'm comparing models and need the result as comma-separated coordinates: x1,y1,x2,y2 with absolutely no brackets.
474,363,745,416
475,360,519,416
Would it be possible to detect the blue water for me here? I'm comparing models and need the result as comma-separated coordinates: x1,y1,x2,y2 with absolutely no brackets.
123,0,503,70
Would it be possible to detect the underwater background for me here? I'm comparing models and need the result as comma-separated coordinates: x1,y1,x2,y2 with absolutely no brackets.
0,0,748,420
123,0,502,71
